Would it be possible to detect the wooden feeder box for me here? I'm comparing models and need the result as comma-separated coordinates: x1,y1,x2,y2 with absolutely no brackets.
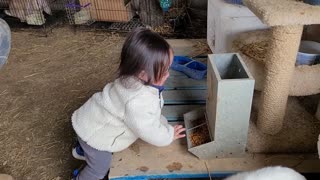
184,53,255,159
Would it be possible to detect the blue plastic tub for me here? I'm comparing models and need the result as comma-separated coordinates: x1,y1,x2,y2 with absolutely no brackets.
224,0,244,5
184,61,207,80
171,56,192,71
171,56,207,80
0,19,11,69
296,41,320,65
303,0,320,5
297,52,320,65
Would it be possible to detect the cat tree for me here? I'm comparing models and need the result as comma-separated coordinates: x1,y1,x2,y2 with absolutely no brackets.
229,0,320,153
243,0,320,135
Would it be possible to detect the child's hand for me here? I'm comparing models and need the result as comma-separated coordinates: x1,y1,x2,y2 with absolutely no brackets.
173,125,186,140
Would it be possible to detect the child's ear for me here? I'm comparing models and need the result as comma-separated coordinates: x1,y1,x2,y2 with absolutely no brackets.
138,70,149,82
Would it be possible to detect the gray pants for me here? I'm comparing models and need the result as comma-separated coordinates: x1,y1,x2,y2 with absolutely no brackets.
77,137,112,180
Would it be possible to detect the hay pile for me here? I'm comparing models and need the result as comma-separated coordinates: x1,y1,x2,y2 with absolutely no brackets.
0,28,124,179
153,23,174,35
239,41,269,62
191,40,212,57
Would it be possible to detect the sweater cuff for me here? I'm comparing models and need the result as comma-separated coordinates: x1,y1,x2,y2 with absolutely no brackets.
168,125,175,143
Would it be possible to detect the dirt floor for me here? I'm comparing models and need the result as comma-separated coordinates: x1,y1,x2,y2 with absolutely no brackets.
0,28,125,179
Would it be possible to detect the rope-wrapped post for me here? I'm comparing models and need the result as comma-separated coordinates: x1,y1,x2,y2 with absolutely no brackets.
257,25,303,135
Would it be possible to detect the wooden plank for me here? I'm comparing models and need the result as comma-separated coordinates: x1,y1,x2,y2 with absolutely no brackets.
162,105,205,121
163,89,207,105
167,39,209,56
110,130,320,179
169,69,186,77
111,172,231,180
165,75,207,90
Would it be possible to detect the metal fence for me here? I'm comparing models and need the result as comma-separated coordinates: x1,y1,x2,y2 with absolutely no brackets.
65,0,189,32
0,0,206,38
0,0,65,25
0,0,66,36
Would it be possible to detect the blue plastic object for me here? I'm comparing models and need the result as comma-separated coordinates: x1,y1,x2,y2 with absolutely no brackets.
296,52,320,65
184,61,207,79
171,56,192,71
160,0,172,12
171,56,207,80
0,18,11,69
224,0,244,5
296,41,320,65
303,0,320,5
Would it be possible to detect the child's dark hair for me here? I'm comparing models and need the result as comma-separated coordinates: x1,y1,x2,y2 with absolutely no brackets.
119,27,172,85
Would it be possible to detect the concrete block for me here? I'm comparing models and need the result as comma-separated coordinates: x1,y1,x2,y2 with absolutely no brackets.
207,0,268,53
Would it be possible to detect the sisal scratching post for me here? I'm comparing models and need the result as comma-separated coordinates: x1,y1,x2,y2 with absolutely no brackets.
257,25,303,135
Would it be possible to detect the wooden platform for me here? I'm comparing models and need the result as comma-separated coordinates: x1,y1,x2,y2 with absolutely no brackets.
109,39,320,179
244,0,320,26
110,137,320,179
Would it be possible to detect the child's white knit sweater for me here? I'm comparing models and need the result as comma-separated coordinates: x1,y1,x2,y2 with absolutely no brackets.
72,77,174,152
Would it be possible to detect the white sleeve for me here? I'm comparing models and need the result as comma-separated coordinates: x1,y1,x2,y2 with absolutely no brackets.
124,95,174,147
160,114,170,125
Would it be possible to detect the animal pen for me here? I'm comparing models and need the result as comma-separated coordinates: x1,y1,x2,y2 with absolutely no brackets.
64,0,203,36
0,0,66,35
0,0,206,37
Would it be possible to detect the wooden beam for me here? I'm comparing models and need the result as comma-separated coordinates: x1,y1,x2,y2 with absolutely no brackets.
165,75,207,90
163,89,207,105
162,105,205,121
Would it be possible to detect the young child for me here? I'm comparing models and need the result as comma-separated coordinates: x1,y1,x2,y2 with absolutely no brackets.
71,27,186,180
